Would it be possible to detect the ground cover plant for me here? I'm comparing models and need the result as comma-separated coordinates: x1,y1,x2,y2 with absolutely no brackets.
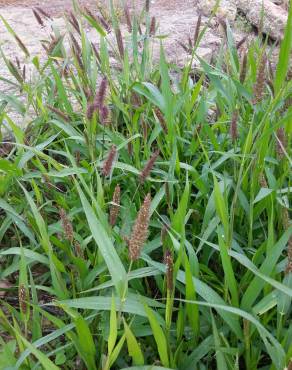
0,0,291,369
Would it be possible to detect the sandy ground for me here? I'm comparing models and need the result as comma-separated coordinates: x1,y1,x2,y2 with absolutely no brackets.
0,0,93,13
0,0,197,14
0,0,218,81
0,0,230,127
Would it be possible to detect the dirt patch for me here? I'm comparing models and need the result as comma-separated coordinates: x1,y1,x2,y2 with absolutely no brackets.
0,0,196,15
0,0,247,129
0,0,219,68
0,0,214,74
0,0,93,14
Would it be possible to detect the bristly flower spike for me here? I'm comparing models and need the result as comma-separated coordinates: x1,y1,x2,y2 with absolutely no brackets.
96,77,108,108
240,51,247,84
128,193,151,261
164,249,174,292
102,145,117,177
109,184,121,226
253,53,267,104
276,127,287,159
139,150,160,183
18,283,28,314
59,208,74,243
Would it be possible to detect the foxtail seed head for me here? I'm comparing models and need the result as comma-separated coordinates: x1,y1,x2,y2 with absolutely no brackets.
286,237,292,274
240,52,247,84
33,8,44,27
149,17,156,36
74,241,84,259
68,11,81,34
109,184,121,226
276,127,287,159
59,208,74,243
47,105,70,122
194,14,202,47
128,193,151,261
253,53,267,104
100,105,110,125
236,35,247,50
164,249,174,292
115,27,125,59
96,77,108,108
35,7,51,19
18,283,28,314
102,145,117,177
259,173,268,188
154,108,168,134
139,150,160,183
86,102,95,120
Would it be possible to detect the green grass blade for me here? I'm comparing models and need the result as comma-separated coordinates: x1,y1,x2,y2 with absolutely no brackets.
75,180,127,296
144,305,169,367
123,319,144,366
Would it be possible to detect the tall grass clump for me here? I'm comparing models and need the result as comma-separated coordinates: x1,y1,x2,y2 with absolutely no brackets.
0,0,291,369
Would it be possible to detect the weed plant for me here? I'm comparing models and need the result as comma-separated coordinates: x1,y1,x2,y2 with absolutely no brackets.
0,1,291,369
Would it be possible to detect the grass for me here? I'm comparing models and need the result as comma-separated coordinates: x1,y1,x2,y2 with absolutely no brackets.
0,1,291,369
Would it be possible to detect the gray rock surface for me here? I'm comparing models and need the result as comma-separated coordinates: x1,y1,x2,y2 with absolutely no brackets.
197,0,238,21
197,0,288,40
236,0,288,40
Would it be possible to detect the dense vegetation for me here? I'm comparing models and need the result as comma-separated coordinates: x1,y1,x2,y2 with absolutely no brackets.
0,1,291,369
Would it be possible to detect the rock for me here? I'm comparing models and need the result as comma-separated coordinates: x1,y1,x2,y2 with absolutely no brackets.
196,0,288,40
270,0,288,9
197,0,237,22
236,0,288,40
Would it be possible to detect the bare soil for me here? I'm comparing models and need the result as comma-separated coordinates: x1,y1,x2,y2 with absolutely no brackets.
0,0,92,14
0,0,195,15
0,0,210,72
0,0,238,128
